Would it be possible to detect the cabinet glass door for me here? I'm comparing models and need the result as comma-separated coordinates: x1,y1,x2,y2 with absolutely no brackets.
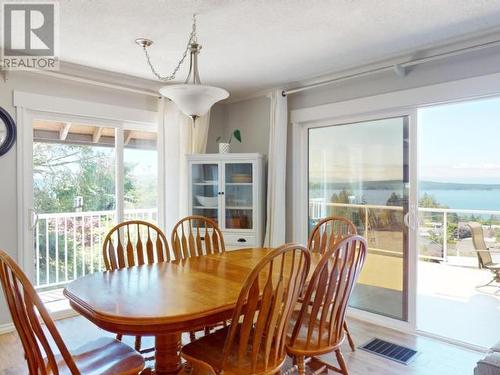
225,163,253,230
191,163,219,224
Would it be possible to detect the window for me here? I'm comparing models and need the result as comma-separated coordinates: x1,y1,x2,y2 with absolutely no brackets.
308,117,409,320
32,119,158,289
417,96,500,347
124,130,158,223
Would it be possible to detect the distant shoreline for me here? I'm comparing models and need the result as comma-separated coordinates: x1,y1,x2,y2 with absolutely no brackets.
309,180,500,190
309,180,500,210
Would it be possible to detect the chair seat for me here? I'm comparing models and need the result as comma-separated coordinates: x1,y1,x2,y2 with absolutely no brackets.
181,326,286,375
48,337,145,375
286,310,343,356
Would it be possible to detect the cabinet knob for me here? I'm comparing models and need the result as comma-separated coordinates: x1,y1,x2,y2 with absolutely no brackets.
237,238,247,243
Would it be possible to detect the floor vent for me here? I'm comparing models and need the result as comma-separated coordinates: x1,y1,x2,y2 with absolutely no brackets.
359,338,417,365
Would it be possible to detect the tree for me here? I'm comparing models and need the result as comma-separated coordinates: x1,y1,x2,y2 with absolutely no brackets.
419,193,446,209
386,192,404,206
418,192,460,251
330,189,351,204
33,142,143,213
377,192,405,230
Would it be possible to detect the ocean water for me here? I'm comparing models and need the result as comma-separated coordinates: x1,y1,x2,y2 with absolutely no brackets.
311,188,500,211
420,189,500,211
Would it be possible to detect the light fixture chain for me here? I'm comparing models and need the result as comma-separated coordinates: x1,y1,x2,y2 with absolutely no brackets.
142,14,198,81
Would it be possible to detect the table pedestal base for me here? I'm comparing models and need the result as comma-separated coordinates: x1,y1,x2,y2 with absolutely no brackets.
154,333,182,375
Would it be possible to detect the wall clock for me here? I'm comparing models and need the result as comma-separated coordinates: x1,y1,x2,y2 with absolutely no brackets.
0,107,16,156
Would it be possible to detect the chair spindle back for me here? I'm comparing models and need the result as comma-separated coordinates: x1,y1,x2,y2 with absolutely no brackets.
221,244,311,373
103,220,171,270
308,217,357,255
0,250,79,374
289,235,367,351
171,215,225,260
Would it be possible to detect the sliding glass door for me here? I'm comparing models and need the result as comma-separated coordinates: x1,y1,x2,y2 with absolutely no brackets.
31,117,158,291
417,97,500,347
308,116,409,320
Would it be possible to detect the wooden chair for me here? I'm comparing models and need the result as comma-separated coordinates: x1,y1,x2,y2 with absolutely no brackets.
171,215,226,341
171,215,225,260
307,216,358,352
0,249,145,375
307,217,357,255
286,235,367,375
468,222,500,286
181,244,311,375
103,220,170,354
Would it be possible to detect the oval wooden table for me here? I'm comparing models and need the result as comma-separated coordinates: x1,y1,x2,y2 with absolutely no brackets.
64,248,321,375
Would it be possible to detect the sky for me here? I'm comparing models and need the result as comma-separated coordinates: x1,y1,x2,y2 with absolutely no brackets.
124,147,157,177
309,117,404,182
418,96,500,184
309,96,500,185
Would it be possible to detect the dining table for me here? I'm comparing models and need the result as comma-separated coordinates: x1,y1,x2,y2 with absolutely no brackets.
64,247,321,375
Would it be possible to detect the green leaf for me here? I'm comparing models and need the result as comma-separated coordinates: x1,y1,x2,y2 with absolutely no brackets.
233,129,242,143
216,136,221,142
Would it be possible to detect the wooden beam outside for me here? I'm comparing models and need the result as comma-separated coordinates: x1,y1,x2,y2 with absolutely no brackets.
92,127,103,143
124,130,133,145
59,122,72,141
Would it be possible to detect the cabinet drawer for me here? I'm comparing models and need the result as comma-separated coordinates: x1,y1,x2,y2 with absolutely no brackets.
224,233,257,247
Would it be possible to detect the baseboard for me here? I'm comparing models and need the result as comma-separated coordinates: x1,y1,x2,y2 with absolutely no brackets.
346,307,411,333
0,308,79,336
415,329,488,353
0,322,15,335
50,308,79,321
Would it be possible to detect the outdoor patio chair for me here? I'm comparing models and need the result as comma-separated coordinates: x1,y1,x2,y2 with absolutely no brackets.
467,222,500,286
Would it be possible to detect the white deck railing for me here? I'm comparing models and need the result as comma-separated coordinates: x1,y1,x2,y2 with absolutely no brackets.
35,208,157,289
309,199,500,263
36,202,498,289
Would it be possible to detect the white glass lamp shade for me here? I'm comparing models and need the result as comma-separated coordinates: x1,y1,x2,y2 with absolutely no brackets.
159,84,229,117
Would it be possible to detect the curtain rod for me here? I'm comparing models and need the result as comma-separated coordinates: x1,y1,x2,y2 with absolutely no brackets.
283,38,500,96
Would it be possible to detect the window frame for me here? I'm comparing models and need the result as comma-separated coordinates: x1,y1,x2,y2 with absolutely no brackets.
290,71,500,345
14,91,162,283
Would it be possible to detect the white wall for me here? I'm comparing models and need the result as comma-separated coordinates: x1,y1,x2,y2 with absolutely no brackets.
207,103,227,153
207,96,270,155
288,47,500,110
0,71,158,327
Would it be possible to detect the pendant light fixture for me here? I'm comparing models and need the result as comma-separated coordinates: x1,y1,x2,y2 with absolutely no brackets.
136,14,229,125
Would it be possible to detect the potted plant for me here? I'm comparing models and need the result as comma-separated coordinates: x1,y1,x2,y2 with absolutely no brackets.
216,129,241,153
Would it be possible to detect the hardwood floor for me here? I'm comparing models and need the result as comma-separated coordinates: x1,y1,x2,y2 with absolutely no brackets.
0,315,483,374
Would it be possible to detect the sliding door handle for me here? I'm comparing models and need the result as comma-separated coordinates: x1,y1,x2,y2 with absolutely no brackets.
404,212,411,228
28,208,39,231
404,205,418,230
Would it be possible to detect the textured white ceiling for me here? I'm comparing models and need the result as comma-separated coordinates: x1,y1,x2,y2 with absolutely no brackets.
54,1,500,96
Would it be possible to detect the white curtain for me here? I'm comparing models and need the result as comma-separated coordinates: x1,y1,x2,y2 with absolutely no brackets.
264,89,288,247
162,100,210,232
178,109,210,218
